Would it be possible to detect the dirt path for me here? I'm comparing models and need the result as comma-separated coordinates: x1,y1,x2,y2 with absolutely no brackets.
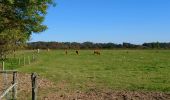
0,73,170,100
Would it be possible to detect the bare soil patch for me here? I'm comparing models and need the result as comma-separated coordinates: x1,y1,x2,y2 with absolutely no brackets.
0,73,170,100
43,90,170,100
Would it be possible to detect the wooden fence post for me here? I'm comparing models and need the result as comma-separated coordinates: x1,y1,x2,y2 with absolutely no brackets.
31,73,37,100
24,56,25,66
2,61,4,70
18,58,21,65
28,56,30,64
12,71,17,100
37,49,40,53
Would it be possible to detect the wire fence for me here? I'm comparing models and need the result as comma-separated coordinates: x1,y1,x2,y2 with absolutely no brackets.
0,50,40,100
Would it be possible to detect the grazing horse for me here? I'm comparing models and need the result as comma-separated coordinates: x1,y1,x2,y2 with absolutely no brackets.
76,50,79,55
94,50,100,55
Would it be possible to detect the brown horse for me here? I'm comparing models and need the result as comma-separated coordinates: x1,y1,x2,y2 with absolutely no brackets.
76,50,79,55
94,50,100,55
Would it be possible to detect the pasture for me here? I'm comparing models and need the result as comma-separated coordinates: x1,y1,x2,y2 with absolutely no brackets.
4,50,170,93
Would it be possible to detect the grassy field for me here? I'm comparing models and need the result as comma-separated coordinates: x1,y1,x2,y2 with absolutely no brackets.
3,50,170,92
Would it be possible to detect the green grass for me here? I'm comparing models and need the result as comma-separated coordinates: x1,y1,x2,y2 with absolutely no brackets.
2,50,170,92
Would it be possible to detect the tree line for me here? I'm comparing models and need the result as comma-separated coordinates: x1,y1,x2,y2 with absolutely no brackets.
27,41,170,49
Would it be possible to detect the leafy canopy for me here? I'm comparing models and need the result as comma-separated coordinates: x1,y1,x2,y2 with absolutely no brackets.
0,0,55,59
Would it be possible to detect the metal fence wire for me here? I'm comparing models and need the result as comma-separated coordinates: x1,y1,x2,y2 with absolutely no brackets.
0,70,17,100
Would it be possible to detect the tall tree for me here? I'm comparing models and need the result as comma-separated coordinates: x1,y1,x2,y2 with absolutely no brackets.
0,0,55,59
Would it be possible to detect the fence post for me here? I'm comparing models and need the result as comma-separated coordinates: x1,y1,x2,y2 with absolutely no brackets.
28,56,30,64
24,56,25,66
37,49,40,53
31,73,37,100
2,61,4,70
12,71,17,100
18,58,21,65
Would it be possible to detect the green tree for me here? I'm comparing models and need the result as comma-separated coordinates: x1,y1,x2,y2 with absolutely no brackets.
0,0,55,59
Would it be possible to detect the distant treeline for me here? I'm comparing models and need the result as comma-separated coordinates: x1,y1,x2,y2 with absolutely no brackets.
27,42,170,49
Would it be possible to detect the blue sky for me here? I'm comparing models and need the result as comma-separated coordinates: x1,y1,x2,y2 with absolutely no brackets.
31,0,170,44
